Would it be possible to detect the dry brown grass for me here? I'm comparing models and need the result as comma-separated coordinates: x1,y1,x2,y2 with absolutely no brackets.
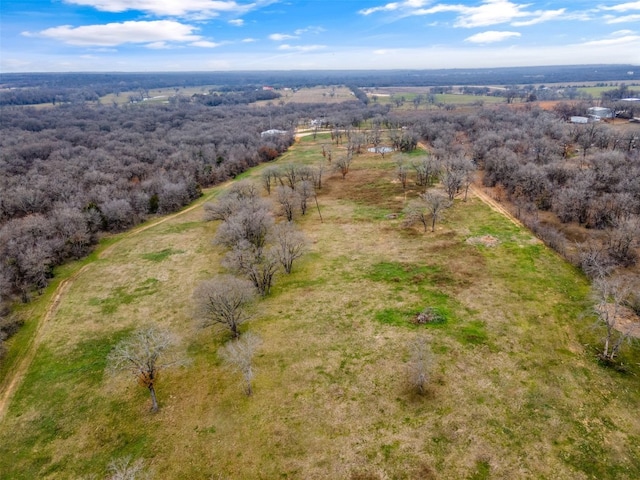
1,140,639,479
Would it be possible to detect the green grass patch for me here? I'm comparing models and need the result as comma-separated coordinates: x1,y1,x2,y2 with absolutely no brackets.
89,278,159,314
454,320,489,346
141,247,185,262
367,261,442,284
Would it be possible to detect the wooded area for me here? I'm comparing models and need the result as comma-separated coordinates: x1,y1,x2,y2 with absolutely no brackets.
1,75,639,359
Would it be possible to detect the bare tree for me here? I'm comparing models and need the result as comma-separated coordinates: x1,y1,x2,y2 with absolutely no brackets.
260,166,280,195
270,222,307,274
605,218,639,268
106,456,150,480
577,241,615,280
213,198,273,251
441,157,473,201
411,156,439,189
403,200,430,233
296,180,315,216
204,181,261,222
107,327,184,413
592,275,639,362
276,185,297,222
310,163,325,190
280,163,299,189
193,275,256,338
404,191,451,232
219,332,262,396
334,153,352,180
223,242,280,296
396,159,409,191
407,335,433,395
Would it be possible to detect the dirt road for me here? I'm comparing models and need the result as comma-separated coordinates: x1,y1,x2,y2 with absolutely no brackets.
0,196,211,421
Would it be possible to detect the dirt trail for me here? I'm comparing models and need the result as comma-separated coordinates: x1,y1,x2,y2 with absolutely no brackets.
468,184,524,228
0,198,208,421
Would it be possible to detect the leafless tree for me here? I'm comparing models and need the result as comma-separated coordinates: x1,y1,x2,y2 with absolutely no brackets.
270,222,307,274
223,242,280,296
411,156,440,189
577,241,615,280
310,163,325,190
106,456,150,480
440,166,464,201
334,154,352,180
404,191,451,232
592,275,639,362
107,327,185,413
403,200,430,233
605,218,639,268
213,198,273,251
276,185,297,222
280,164,299,189
296,180,315,216
260,166,281,195
204,181,261,222
396,159,409,191
193,275,256,338
219,332,262,396
407,335,433,395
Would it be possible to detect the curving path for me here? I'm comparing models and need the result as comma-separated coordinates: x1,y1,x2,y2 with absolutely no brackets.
0,195,212,420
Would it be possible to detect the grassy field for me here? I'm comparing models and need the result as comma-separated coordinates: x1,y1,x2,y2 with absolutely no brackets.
1,135,639,479
369,92,505,109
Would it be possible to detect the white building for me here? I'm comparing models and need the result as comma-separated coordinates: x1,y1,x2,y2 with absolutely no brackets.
587,107,613,119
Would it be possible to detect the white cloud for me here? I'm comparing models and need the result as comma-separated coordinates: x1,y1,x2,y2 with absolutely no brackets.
360,1,434,15
294,26,325,35
62,0,277,17
605,13,640,23
229,19,244,26
465,30,521,43
190,40,223,47
278,44,326,52
360,2,403,15
145,41,171,49
451,1,530,28
242,37,257,42
580,34,640,46
361,1,568,28
269,33,298,41
512,8,565,26
600,1,640,12
30,20,203,47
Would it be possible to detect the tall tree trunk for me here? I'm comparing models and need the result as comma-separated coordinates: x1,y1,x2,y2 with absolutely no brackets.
149,384,159,412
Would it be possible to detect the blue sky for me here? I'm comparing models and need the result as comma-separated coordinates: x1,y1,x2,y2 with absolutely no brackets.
2,1,639,72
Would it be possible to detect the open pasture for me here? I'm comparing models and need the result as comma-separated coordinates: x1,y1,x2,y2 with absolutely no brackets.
1,135,639,479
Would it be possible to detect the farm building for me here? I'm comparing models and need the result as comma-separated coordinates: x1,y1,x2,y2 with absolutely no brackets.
587,107,613,119
260,129,288,138
570,116,589,124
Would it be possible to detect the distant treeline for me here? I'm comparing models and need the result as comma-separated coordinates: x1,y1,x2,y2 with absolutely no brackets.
2,64,638,106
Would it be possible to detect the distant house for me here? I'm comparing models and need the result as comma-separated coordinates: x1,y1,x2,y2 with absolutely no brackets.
260,129,288,138
587,107,613,119
570,116,589,124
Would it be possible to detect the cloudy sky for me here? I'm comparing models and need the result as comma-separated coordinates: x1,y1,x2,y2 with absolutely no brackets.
2,0,640,72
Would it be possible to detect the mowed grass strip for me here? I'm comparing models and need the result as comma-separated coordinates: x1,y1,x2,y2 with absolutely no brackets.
0,138,639,479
